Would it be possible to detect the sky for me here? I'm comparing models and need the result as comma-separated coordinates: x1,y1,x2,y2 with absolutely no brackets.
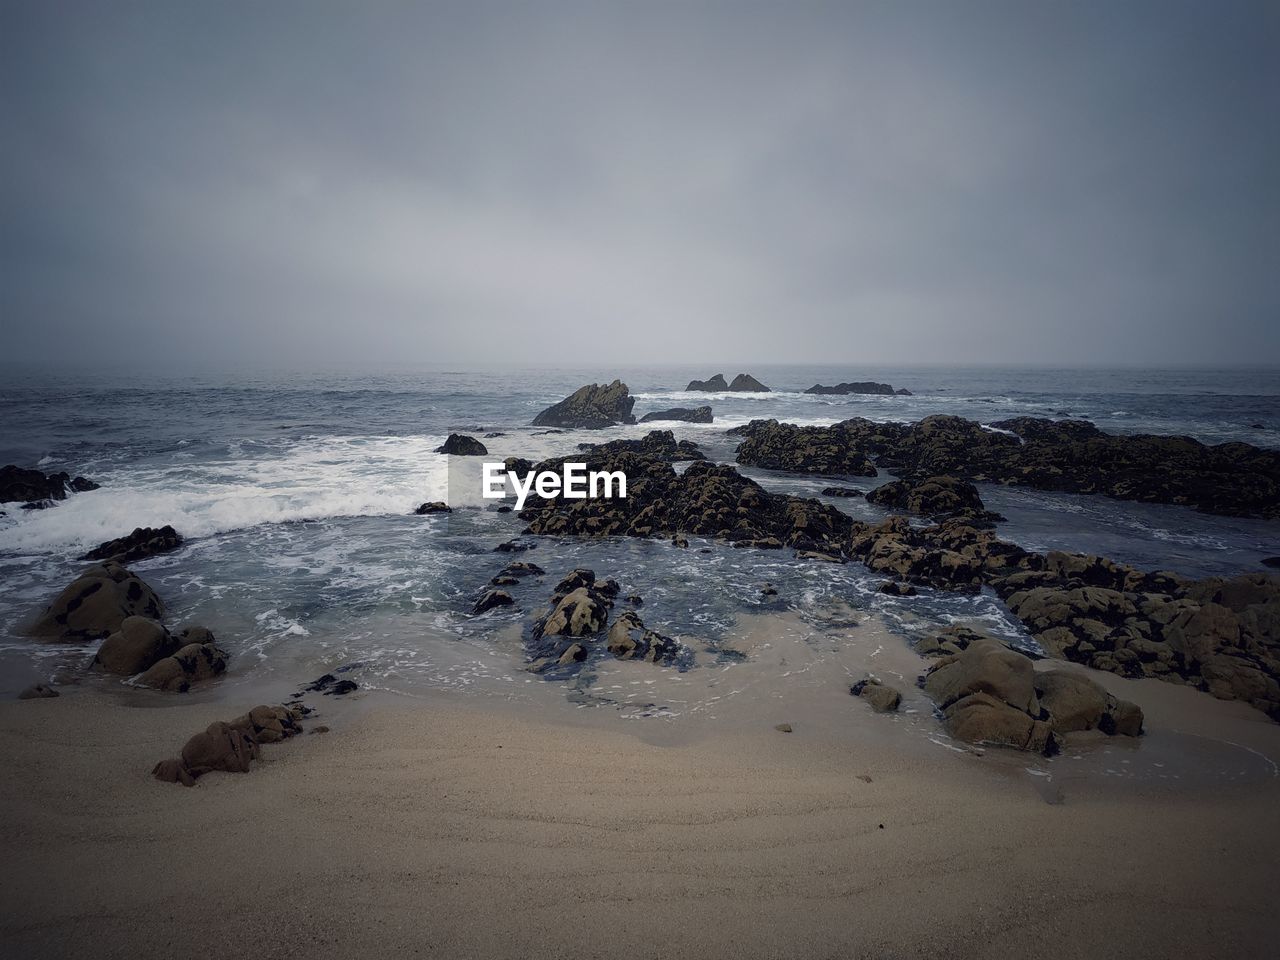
1,0,1277,369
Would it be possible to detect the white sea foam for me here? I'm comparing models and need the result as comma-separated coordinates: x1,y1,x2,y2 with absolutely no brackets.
0,434,450,553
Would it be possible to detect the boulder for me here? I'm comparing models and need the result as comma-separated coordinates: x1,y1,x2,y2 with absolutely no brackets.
531,381,637,429
639,406,713,424
686,374,729,391
473,589,515,614
850,676,902,712
924,638,1040,716
605,610,680,664
536,588,608,639
414,501,452,514
81,525,183,564
0,464,98,504
136,628,229,692
92,616,178,676
1033,670,1143,735
435,434,488,456
28,562,165,641
18,684,59,700
943,692,1056,755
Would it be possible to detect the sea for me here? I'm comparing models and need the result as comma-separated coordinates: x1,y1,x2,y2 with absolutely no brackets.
1,364,1277,767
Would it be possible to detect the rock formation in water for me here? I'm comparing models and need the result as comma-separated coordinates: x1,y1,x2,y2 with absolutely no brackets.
531,381,637,429
639,406,713,423
805,382,911,396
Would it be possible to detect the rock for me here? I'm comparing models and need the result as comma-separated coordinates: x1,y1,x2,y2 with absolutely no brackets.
531,380,637,429
1263,557,1280,569
0,464,97,504
850,676,902,712
81,525,183,564
536,587,608,639
92,616,178,676
672,535,689,548
774,723,793,733
494,539,536,552
29,562,165,641
639,406,713,423
435,433,488,456
877,581,917,597
1033,670,1143,736
137,630,229,692
605,610,680,664
924,637,1040,717
498,561,545,578
557,643,587,665
821,487,863,497
760,584,778,596
686,374,729,391
732,419,881,476
473,589,515,614
944,692,1057,755
326,680,358,696
728,373,770,392
576,430,706,462
414,501,452,514
866,476,1001,524
18,684,59,700
804,381,910,396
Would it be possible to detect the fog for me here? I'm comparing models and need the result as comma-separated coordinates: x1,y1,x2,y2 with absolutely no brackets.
2,1,1277,369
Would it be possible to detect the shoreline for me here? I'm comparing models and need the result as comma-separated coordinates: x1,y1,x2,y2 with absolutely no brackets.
3,683,1279,959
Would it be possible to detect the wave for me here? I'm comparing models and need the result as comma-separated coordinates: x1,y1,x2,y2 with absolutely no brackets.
0,434,449,554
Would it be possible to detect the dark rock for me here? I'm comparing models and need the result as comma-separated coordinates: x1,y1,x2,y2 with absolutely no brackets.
474,589,515,614
775,723,793,733
1,464,97,503
576,430,706,462
498,561,545,578
494,539,537,552
732,419,883,476
639,405,713,423
877,581,917,597
605,609,681,663
18,684,59,700
326,679,358,696
414,501,452,514
805,381,910,396
81,525,183,564
435,433,488,456
866,476,1003,525
29,562,165,641
531,380,636,429
822,487,863,498
1263,557,1280,569
760,583,778,596
137,627,229,692
729,373,770,392
686,374,729,391
483,432,507,438
152,704,305,786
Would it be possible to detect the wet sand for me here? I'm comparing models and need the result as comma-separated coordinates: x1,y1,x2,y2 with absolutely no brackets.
3,623,1280,960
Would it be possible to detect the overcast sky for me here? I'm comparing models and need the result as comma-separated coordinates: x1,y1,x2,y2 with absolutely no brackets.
2,1,1277,369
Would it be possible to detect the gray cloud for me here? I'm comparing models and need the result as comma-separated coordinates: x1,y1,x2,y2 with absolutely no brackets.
2,0,1277,368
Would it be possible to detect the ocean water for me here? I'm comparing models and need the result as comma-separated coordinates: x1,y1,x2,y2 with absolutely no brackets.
1,364,1277,715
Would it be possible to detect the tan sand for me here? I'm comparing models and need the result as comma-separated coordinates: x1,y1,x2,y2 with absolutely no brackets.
2,663,1279,960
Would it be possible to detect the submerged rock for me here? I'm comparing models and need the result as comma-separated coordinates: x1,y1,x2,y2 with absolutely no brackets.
639,405,713,423
81,525,183,564
605,609,680,663
435,433,488,456
531,380,636,429
29,562,165,642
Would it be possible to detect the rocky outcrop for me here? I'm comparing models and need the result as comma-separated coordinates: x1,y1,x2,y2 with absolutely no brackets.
686,374,729,391
732,414,1280,520
136,626,229,692
81,526,183,564
29,562,165,641
805,382,911,396
0,464,99,505
576,429,706,462
729,373,770,392
731,420,881,476
866,476,1003,525
606,610,681,663
639,406,713,423
520,455,853,556
152,704,305,787
435,434,488,456
922,636,1142,754
531,381,636,429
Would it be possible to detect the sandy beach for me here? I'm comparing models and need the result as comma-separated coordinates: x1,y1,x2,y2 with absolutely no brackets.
3,658,1279,960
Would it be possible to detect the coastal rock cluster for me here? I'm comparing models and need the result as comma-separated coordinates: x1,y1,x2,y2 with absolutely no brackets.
0,464,99,510
920,632,1143,754
731,414,1280,519
532,380,636,429
686,373,770,392
81,525,184,564
27,562,229,693
864,475,1004,526
575,429,706,462
152,704,305,787
805,382,911,396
